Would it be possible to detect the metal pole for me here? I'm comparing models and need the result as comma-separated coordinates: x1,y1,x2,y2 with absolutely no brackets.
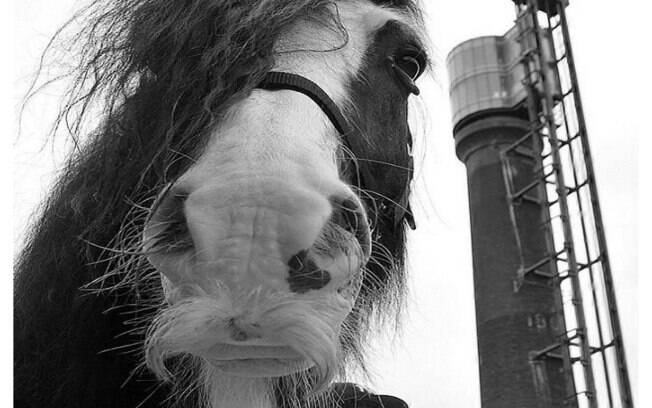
556,4,634,406
524,0,597,404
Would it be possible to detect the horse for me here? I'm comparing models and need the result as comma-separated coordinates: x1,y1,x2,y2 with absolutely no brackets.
14,1,429,407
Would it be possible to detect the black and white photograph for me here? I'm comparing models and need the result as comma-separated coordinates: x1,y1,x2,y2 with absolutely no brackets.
4,0,647,407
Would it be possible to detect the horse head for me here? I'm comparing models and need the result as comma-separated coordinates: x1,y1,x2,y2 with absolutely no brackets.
15,1,429,407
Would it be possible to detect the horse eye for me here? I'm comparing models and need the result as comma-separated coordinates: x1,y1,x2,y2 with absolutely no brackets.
387,51,424,95
396,55,423,81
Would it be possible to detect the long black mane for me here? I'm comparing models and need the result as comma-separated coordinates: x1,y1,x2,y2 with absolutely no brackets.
15,1,424,407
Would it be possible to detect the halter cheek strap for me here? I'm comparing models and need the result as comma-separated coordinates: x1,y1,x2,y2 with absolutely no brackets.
256,71,416,230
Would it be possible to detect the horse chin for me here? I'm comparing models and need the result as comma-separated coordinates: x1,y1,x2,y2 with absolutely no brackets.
203,344,312,377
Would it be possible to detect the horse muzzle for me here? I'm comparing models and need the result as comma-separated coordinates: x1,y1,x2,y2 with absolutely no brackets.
144,175,370,296
142,174,370,377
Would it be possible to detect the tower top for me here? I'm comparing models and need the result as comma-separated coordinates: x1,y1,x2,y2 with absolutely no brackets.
446,24,528,134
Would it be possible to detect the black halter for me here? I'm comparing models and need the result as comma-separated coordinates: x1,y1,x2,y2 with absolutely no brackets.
257,71,351,135
256,71,416,230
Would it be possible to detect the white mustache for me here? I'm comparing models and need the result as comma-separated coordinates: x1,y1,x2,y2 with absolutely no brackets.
144,283,351,392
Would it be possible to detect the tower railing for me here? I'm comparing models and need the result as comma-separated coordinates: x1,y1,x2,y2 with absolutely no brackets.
500,0,634,406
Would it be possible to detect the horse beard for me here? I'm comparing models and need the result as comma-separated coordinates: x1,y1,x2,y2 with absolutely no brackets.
143,286,349,408
202,368,274,408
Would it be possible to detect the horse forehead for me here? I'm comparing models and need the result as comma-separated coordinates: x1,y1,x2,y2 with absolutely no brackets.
342,1,411,31
272,1,412,105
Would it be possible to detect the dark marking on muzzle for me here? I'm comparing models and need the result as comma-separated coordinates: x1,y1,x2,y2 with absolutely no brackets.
287,249,331,294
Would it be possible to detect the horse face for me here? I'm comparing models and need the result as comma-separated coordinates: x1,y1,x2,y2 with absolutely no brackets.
142,1,425,385
143,88,371,379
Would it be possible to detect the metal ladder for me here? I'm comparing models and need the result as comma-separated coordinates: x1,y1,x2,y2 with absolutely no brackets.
499,0,634,407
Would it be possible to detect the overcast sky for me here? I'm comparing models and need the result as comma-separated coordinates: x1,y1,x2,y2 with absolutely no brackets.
7,1,647,407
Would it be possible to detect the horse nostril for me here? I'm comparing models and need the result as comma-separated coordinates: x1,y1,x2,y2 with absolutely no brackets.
329,195,371,259
145,187,193,254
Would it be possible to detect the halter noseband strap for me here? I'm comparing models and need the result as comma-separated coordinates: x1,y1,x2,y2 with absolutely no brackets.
256,71,416,230
257,71,351,135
